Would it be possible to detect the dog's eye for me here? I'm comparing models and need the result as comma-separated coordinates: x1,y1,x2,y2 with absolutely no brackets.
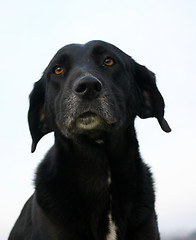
103,57,114,66
54,66,63,75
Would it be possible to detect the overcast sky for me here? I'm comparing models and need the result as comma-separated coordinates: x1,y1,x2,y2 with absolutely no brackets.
0,0,196,239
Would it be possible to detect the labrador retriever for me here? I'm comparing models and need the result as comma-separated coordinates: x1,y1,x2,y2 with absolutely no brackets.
9,40,171,240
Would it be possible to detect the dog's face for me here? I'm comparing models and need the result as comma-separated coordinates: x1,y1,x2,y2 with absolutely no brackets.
28,41,171,152
45,41,135,140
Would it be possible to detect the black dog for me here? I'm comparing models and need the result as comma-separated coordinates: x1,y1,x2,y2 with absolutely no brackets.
9,40,171,240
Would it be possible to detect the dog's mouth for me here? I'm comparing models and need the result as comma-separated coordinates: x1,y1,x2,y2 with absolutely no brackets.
61,105,120,141
75,112,106,131
69,111,118,143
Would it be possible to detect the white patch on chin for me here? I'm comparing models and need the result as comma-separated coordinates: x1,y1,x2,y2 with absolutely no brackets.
76,114,103,130
107,213,117,240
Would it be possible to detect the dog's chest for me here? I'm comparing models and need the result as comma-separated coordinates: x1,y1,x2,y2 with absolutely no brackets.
106,213,117,240
106,171,117,240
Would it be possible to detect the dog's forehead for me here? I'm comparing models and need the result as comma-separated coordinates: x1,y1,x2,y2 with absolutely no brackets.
56,40,125,59
83,40,121,53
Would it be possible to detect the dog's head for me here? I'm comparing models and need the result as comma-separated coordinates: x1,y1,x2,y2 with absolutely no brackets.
28,40,171,152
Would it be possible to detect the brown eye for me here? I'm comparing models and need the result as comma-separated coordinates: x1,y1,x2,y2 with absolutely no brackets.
104,57,114,66
54,66,63,75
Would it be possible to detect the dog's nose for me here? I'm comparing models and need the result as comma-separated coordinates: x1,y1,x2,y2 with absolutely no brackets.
73,76,103,99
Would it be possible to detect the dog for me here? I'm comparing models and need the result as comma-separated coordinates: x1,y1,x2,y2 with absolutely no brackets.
9,40,171,240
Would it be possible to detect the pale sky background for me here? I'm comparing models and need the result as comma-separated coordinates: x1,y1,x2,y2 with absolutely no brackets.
0,0,196,239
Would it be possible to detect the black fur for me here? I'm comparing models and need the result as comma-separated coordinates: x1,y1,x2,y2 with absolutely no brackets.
9,40,171,240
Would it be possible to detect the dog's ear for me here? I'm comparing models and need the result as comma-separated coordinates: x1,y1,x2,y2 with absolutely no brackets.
28,78,52,153
134,62,171,132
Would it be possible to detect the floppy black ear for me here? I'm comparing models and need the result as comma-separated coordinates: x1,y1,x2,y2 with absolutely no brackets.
135,62,171,132
28,79,52,153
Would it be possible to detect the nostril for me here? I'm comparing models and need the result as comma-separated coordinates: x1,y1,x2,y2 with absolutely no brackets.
95,81,102,92
75,82,87,94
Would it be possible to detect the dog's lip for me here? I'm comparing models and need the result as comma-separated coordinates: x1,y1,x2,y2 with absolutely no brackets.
77,111,98,119
76,111,117,125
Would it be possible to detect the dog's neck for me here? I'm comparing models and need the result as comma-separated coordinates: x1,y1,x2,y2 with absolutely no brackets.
35,126,139,232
